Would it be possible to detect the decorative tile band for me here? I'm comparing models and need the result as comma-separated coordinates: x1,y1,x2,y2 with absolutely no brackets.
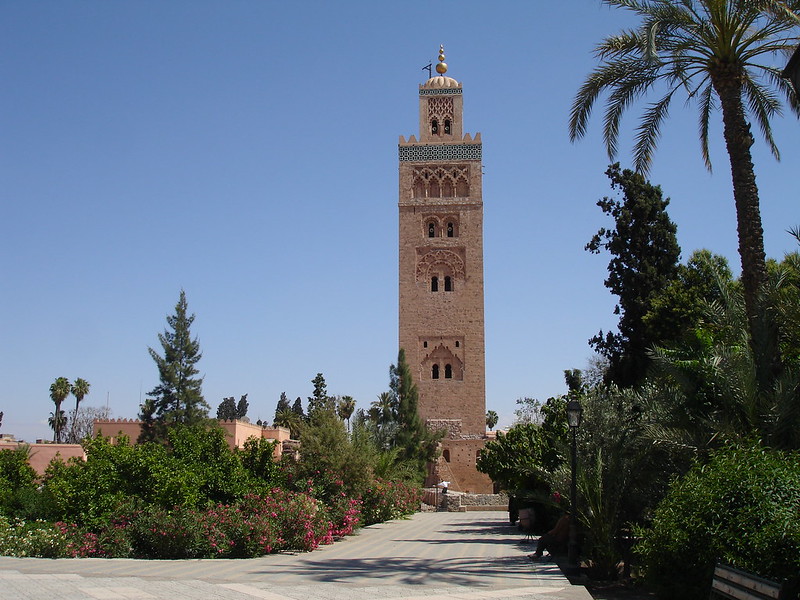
399,144,482,162
420,88,463,96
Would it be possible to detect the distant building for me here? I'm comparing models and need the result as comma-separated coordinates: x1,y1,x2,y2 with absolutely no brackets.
398,47,492,493
93,419,291,459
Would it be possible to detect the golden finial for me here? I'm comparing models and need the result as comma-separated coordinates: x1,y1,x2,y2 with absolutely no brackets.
436,44,448,74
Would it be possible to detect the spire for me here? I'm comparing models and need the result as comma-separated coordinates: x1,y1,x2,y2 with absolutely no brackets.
436,44,448,75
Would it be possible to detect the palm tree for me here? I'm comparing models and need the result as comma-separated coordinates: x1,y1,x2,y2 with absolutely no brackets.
48,410,68,443
49,376,71,442
274,406,301,439
369,392,397,449
569,0,799,392
486,410,499,431
337,395,356,431
69,378,90,442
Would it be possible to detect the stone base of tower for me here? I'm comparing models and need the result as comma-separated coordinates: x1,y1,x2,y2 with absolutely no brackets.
426,437,493,494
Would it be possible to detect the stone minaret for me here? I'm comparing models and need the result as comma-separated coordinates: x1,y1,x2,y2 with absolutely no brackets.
398,47,491,493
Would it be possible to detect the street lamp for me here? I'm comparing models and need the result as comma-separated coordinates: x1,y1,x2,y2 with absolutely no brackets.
566,400,583,566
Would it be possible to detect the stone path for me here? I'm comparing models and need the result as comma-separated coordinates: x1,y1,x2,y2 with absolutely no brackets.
0,511,592,600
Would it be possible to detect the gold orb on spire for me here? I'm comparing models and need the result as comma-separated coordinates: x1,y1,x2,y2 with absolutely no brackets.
436,44,448,74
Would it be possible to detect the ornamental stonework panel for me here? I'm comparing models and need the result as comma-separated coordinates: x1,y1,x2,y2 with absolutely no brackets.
428,97,454,122
398,144,481,162
415,248,466,280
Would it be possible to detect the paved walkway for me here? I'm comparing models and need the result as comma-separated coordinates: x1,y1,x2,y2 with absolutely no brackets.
0,511,592,600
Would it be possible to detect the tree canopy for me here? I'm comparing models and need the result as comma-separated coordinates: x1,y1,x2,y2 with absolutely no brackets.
587,164,681,386
570,0,800,395
139,290,209,443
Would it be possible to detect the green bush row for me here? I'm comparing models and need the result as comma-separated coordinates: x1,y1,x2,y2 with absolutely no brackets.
635,441,800,600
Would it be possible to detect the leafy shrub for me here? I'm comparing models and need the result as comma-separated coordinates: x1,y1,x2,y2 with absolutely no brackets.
361,477,422,525
0,448,39,518
40,425,257,527
635,441,800,600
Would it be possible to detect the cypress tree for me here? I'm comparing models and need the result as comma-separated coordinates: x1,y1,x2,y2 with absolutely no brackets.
586,164,681,387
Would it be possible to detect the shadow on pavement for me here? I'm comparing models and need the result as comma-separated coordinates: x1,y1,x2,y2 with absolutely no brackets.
248,555,564,587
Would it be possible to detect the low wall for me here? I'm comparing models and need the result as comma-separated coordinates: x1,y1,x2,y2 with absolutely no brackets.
459,493,508,507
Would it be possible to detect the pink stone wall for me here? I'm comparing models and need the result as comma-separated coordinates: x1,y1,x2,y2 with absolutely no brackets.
0,441,86,476
93,419,290,458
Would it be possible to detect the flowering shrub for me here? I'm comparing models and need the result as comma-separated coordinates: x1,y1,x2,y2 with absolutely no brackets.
0,423,424,559
361,478,423,525
0,517,68,557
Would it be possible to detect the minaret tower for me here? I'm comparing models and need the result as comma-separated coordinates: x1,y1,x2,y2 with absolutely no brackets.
398,47,491,493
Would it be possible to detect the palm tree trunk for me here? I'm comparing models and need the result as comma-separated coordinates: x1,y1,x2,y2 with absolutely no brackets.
713,71,781,393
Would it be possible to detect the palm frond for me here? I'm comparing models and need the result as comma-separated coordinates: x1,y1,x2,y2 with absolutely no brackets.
767,67,800,115
742,76,783,159
697,82,716,170
597,29,648,59
633,88,677,173
570,59,649,142
603,64,661,157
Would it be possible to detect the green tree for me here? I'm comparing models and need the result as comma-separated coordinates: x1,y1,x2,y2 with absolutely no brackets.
486,410,499,431
0,446,38,517
291,396,306,421
291,408,373,500
390,349,442,473
216,395,247,421
49,377,71,442
139,290,209,443
643,249,734,343
569,0,800,395
586,164,681,387
644,250,800,451
307,373,332,416
273,392,290,424
216,397,237,421
235,394,248,420
477,423,554,493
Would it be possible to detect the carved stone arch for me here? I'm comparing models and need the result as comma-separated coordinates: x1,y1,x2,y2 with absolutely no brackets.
416,249,465,280
441,176,455,198
421,343,464,381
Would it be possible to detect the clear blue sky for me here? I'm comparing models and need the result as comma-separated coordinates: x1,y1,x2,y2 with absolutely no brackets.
2,1,798,442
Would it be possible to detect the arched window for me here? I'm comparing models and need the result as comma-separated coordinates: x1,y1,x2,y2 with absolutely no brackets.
455,340,460,348
445,364,453,379
444,119,451,134
443,449,451,462
431,276,439,292
428,222,435,238
444,276,452,292
447,222,454,237
431,119,439,134
423,341,428,348
432,364,440,379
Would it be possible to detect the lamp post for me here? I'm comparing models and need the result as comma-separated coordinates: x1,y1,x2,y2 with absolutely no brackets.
566,400,583,566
